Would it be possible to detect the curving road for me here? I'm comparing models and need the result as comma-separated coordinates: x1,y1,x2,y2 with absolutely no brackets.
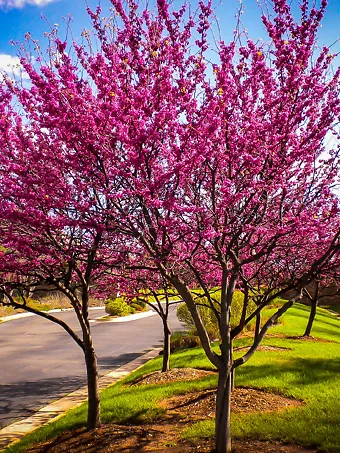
0,305,184,429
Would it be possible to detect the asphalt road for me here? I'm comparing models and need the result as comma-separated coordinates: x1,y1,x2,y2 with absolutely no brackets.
0,305,184,429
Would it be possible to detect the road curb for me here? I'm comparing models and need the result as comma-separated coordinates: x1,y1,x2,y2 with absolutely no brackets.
94,310,157,323
0,347,161,451
0,307,160,324
0,306,106,323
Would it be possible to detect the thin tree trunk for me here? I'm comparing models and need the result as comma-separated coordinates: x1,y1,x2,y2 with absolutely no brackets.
162,318,171,372
84,335,101,430
304,299,318,336
304,281,319,337
215,364,232,453
214,270,235,453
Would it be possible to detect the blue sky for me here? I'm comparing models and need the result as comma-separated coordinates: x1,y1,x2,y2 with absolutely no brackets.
0,0,339,74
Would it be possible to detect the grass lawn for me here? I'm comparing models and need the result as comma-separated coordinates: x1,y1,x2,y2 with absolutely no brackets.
3,303,340,453
320,304,340,315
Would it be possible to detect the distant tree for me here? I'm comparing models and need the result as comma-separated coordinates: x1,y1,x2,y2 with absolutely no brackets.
111,254,181,373
302,271,340,337
137,281,180,373
303,279,322,336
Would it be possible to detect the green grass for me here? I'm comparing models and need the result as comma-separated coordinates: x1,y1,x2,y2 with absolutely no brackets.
3,303,340,453
268,303,340,342
321,304,340,315
183,304,340,452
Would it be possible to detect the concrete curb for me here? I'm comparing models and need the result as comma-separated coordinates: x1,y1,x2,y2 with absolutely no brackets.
0,347,161,451
0,307,159,324
0,298,183,324
94,310,157,323
0,306,106,323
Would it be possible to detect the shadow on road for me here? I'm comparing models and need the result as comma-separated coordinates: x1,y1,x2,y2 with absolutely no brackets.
0,348,161,430
0,375,86,429
98,352,141,371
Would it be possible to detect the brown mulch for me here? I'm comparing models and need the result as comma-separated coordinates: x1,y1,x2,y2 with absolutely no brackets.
24,368,311,453
234,345,291,352
286,335,334,343
24,424,318,453
232,440,318,453
264,334,333,343
162,387,301,419
132,368,216,386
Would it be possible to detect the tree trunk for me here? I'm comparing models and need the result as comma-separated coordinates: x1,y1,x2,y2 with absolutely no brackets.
304,299,318,337
162,318,171,372
215,364,232,453
84,335,101,430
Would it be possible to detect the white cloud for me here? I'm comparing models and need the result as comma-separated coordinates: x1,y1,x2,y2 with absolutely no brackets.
0,0,57,8
0,54,29,79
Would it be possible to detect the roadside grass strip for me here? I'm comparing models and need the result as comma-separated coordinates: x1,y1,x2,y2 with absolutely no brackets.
3,303,340,453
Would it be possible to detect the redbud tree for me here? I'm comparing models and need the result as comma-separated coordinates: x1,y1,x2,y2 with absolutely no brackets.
88,1,340,451
0,0,339,451
84,1,340,452
0,82,127,429
115,253,183,373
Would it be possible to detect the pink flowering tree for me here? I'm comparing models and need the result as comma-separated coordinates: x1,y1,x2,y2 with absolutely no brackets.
80,1,340,451
0,84,128,429
118,260,182,373
0,0,339,451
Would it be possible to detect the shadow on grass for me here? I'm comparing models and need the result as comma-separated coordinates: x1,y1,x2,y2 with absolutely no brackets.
238,356,340,387
286,307,340,337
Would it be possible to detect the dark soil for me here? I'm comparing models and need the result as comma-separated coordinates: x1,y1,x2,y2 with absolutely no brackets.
162,387,301,419
234,345,291,352
24,424,318,453
132,368,216,386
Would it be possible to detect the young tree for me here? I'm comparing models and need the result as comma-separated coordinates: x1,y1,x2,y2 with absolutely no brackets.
149,285,176,373
302,271,340,337
0,84,125,430
131,275,180,373
303,278,322,336
106,252,182,373
88,1,340,451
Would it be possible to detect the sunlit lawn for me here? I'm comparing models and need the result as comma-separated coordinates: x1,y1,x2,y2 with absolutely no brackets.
3,303,340,453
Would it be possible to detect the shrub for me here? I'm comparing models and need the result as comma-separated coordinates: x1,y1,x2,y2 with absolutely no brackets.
177,290,257,340
145,287,180,302
170,331,200,352
130,303,143,312
176,303,196,330
131,298,147,311
267,297,287,309
105,297,136,316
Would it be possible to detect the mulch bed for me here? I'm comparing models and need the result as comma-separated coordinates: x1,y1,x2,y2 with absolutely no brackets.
234,345,291,352
24,368,312,453
162,387,301,419
132,368,216,386
286,335,332,342
24,424,318,453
